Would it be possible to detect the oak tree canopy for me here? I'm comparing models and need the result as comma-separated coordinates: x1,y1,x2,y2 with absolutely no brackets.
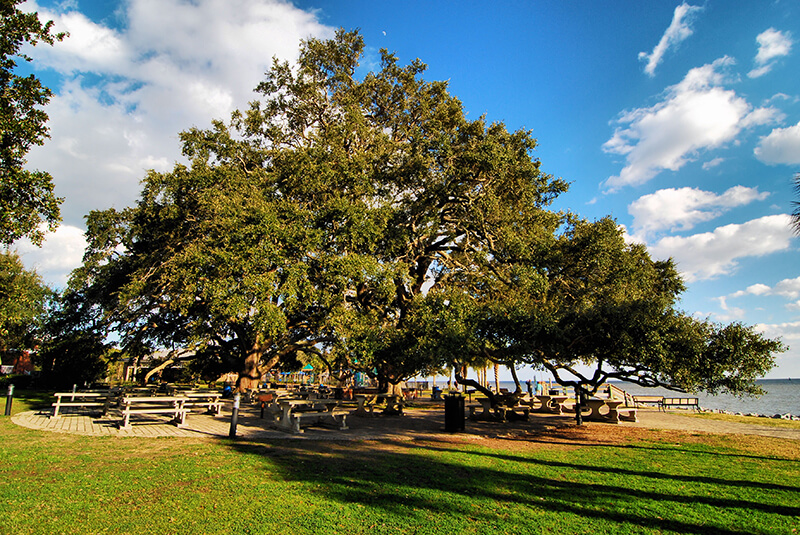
69,30,783,400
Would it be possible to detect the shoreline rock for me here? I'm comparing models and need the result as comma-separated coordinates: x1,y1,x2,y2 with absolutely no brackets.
699,407,799,420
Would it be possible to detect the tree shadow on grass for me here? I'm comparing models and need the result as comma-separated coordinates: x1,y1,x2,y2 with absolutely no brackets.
392,437,800,502
222,437,799,535
503,423,800,464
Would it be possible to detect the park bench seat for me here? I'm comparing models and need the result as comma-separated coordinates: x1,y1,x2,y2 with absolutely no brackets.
632,395,664,407
660,397,700,411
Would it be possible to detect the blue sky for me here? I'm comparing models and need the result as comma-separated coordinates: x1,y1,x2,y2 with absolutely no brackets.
14,0,800,378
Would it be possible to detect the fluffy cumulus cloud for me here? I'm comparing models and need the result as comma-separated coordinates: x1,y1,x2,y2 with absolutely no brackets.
647,214,793,281
628,185,768,239
17,0,332,287
758,320,800,342
748,28,793,79
603,57,782,191
752,320,800,375
731,276,800,302
638,3,703,77
24,0,333,226
14,224,88,289
754,121,800,165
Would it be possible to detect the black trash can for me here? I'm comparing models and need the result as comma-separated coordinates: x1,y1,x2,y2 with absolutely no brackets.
444,393,465,432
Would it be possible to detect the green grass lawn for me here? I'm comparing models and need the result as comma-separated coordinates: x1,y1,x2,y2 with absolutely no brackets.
1,392,798,534
690,411,800,429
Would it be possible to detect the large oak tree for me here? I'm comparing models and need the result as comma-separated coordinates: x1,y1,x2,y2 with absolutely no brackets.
69,30,782,402
71,30,567,390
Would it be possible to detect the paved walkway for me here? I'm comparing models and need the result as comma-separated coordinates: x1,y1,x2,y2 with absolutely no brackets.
12,404,800,441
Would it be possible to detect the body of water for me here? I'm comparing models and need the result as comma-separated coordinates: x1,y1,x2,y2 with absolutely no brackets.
427,378,800,417
608,379,799,417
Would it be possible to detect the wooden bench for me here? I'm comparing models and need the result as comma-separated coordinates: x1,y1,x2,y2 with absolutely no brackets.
51,392,115,418
660,397,700,412
633,395,664,407
118,396,190,429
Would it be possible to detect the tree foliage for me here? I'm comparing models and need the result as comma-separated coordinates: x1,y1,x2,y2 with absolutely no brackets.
71,29,567,390
438,216,784,420
68,30,782,400
36,286,112,388
0,249,52,356
0,0,65,246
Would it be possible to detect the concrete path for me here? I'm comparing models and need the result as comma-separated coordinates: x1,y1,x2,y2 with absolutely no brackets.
12,405,800,441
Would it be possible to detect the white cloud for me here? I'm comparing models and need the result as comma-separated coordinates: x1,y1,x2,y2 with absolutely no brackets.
702,157,724,170
603,57,782,191
628,186,769,239
731,277,800,300
18,0,333,287
748,28,793,78
740,106,786,128
765,93,797,105
648,214,793,281
754,121,800,165
24,0,332,227
638,3,704,77
712,296,745,322
757,321,800,342
774,278,800,299
753,320,800,378
731,283,772,298
14,225,88,289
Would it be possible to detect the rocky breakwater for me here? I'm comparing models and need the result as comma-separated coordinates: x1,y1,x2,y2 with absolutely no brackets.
699,407,800,421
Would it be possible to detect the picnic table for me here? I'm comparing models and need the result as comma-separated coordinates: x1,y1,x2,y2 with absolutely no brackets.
354,393,404,416
274,398,348,434
534,394,569,414
118,396,190,429
51,391,116,418
467,397,493,419
181,392,223,415
584,398,638,423
468,397,530,421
